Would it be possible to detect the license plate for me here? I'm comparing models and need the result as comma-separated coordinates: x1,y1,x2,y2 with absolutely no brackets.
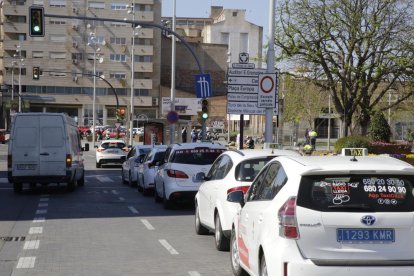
107,150,118,154
17,164,36,170
337,228,395,243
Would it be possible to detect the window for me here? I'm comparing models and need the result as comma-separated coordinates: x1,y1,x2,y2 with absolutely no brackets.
88,36,105,45
50,20,66,24
221,32,229,45
88,1,105,9
50,34,66,43
213,155,232,180
32,51,43,58
240,33,249,53
110,22,128,27
135,55,152,62
111,3,127,10
50,52,67,59
171,148,225,165
33,0,44,5
232,12,238,17
109,72,126,79
235,157,274,182
71,53,83,60
110,54,127,62
49,0,66,7
110,37,126,45
207,156,223,180
48,69,66,77
86,70,103,78
246,162,283,201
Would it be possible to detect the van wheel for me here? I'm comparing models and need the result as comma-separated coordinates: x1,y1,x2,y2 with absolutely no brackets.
67,178,76,192
96,162,101,168
13,182,23,194
78,173,85,187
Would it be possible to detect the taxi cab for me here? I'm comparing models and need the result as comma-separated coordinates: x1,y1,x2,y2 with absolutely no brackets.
228,155,414,276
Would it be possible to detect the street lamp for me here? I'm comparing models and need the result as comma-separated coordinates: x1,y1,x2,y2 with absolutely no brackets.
88,31,103,147
169,0,177,144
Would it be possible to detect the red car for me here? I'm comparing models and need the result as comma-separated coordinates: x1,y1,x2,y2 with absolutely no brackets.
78,126,91,136
103,128,127,138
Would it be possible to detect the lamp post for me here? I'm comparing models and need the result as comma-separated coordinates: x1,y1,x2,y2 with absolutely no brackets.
89,31,101,147
169,0,177,144
15,44,24,112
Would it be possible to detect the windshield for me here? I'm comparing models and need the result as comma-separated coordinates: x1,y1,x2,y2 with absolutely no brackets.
297,174,414,212
171,148,225,165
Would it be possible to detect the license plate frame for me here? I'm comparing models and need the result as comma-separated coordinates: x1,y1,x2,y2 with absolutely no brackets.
337,228,395,243
17,164,37,170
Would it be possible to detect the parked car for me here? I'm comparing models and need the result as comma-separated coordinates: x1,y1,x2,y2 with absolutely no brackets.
195,149,301,251
228,155,414,276
95,140,128,168
121,145,154,187
103,127,127,139
137,146,167,195
78,125,90,137
154,142,226,209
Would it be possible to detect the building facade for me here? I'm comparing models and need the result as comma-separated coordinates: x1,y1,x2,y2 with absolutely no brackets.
0,0,161,129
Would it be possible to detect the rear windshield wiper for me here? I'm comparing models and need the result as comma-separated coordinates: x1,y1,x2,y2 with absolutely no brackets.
327,204,373,211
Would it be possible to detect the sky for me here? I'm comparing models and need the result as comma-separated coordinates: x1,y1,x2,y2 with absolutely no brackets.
161,0,270,42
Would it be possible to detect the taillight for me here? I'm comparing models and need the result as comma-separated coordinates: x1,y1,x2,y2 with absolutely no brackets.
227,185,250,195
278,196,299,239
66,154,72,168
166,169,189,178
7,155,12,169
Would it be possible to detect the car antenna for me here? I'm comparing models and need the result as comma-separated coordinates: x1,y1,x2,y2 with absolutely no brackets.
350,155,358,162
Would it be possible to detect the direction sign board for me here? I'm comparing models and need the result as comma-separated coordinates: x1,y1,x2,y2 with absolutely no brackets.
227,101,278,115
195,74,212,98
258,73,277,108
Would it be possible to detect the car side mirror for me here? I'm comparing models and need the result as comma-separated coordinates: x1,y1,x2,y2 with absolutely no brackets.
195,172,207,181
83,143,90,151
227,190,245,207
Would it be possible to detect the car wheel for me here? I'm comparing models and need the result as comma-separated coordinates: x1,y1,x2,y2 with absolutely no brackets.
130,173,137,187
154,182,162,202
78,172,85,187
215,214,230,251
260,254,268,276
230,227,248,276
121,170,128,184
13,182,23,194
163,184,173,209
195,204,209,235
96,162,101,168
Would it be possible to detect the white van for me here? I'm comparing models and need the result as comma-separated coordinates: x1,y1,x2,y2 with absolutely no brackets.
7,113,89,193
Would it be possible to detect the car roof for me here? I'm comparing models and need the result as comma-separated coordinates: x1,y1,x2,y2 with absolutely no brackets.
134,144,167,150
276,155,414,176
170,142,226,150
100,139,125,144
224,149,300,159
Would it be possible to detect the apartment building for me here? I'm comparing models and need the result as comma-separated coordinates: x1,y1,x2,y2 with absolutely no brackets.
0,0,161,129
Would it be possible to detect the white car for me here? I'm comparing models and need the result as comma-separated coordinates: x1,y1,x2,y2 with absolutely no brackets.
95,140,128,168
137,146,167,195
228,155,414,276
195,149,301,251
154,142,226,209
121,145,153,186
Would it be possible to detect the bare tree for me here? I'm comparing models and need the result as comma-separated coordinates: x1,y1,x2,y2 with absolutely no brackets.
275,0,414,136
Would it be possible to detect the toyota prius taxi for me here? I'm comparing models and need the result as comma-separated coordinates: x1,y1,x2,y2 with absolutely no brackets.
228,155,414,276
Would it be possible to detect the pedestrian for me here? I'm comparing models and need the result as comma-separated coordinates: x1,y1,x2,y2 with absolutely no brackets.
191,127,198,143
181,127,187,143
309,129,318,150
246,136,254,149
304,128,310,145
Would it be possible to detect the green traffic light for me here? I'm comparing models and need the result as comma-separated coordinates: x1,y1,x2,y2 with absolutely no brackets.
33,26,40,32
202,113,208,119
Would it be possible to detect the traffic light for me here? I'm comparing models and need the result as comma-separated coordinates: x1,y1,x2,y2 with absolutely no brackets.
33,67,40,80
119,107,126,119
201,99,208,120
29,6,45,37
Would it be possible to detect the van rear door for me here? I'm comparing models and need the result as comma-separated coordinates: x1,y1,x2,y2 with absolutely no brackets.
39,116,66,176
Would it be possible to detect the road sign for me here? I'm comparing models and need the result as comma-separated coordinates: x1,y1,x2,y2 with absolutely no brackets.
195,74,212,98
115,122,121,128
167,111,179,124
232,63,255,69
258,73,277,108
227,76,258,85
239,52,249,63
227,101,278,115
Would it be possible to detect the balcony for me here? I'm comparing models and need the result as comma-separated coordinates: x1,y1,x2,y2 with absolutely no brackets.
135,78,152,90
136,45,153,55
136,62,153,73
3,5,27,15
3,21,27,34
136,11,154,22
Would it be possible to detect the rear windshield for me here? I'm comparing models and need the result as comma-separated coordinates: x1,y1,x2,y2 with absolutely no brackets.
101,142,126,149
138,148,151,155
154,151,166,161
171,148,225,165
297,175,414,212
235,157,275,182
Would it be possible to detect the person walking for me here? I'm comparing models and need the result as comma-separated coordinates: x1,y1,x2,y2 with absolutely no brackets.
181,127,187,143
309,129,318,150
191,127,198,143
304,128,310,145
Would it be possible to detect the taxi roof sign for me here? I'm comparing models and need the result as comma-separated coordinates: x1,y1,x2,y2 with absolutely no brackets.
341,148,368,156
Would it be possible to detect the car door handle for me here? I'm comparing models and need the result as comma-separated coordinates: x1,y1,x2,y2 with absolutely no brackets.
40,152,49,156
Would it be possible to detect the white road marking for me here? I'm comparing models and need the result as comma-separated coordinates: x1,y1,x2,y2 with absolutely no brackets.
23,240,40,250
33,217,45,223
35,209,47,215
119,197,125,201
29,227,43,234
16,257,36,268
159,239,179,255
38,203,48,207
39,198,49,202
188,271,201,276
97,176,113,182
141,219,155,230
111,190,118,195
128,206,139,214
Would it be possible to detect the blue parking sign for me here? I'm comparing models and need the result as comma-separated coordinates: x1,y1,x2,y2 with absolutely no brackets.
195,74,212,98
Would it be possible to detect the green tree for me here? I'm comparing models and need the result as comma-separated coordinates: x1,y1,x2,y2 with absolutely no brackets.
368,111,391,142
275,0,414,136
